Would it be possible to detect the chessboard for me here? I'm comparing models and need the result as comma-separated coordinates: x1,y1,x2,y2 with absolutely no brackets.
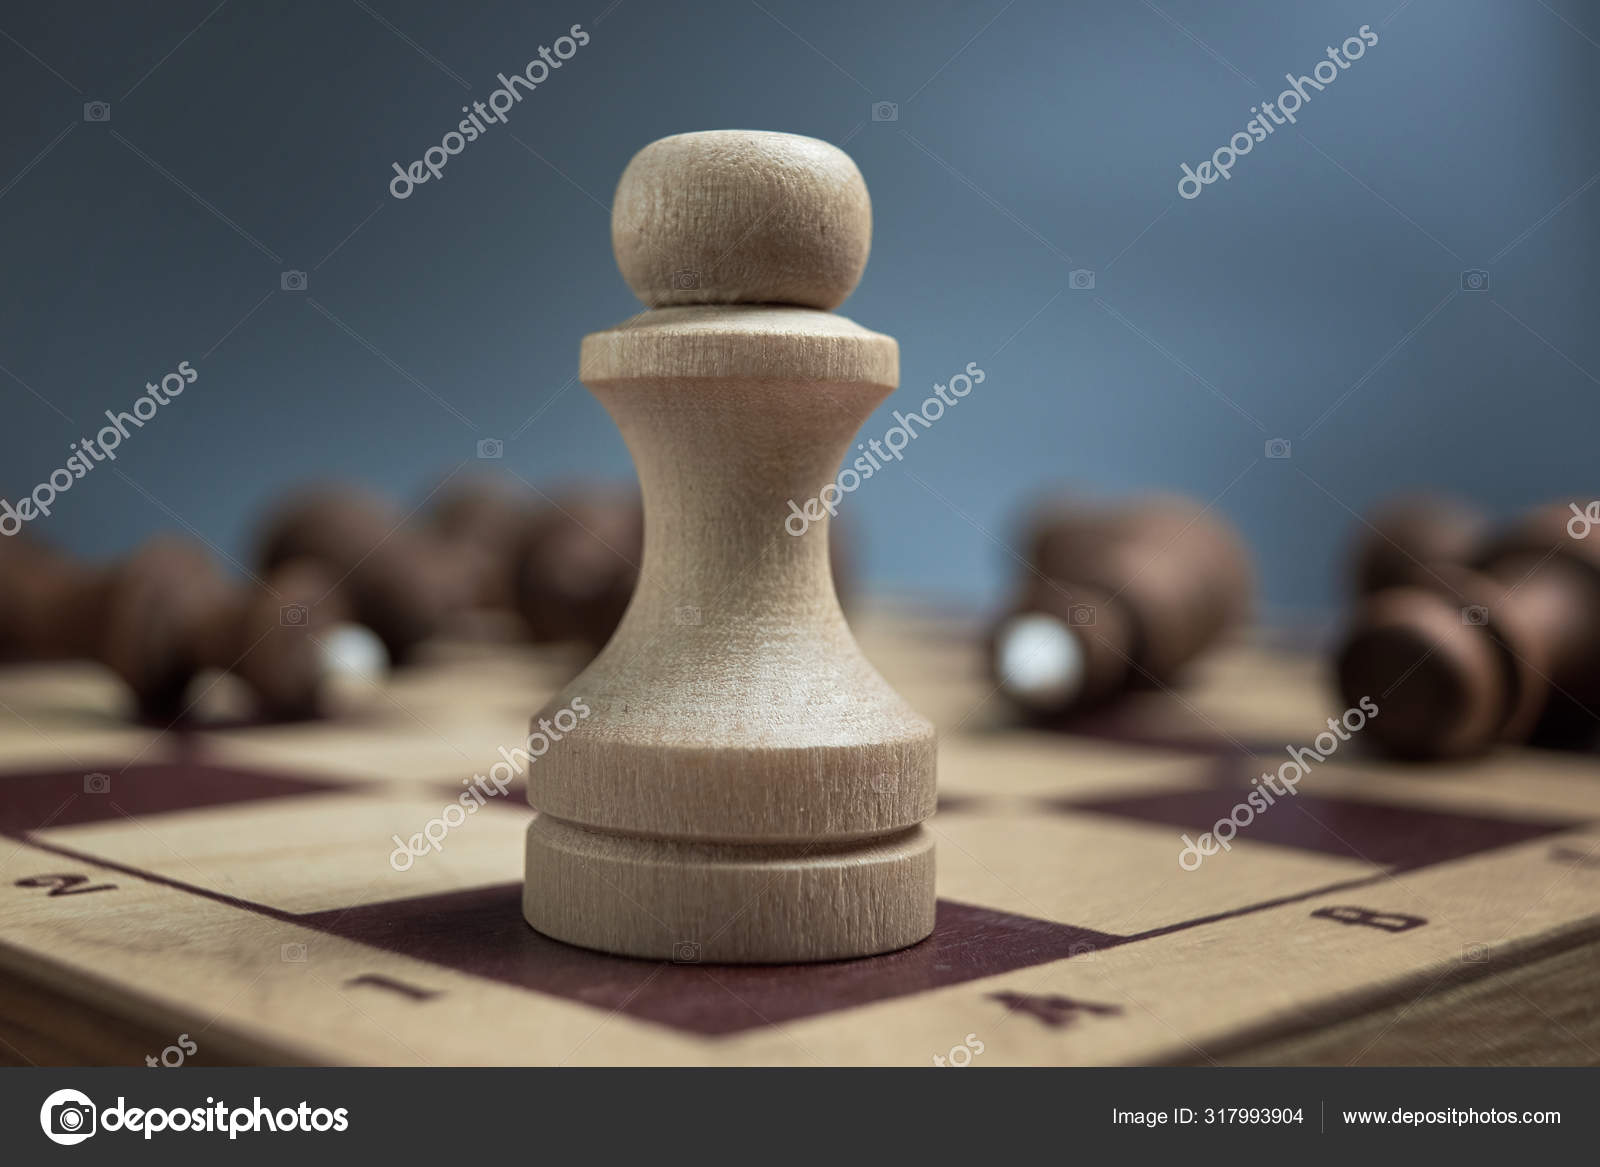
1,605,1597,1067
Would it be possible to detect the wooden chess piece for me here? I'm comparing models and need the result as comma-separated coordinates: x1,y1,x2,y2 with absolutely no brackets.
428,475,539,613
1336,501,1600,759
514,488,857,651
0,535,99,665
521,130,936,962
514,488,643,648
1350,493,1488,596
990,494,1253,716
0,536,349,720
256,485,467,664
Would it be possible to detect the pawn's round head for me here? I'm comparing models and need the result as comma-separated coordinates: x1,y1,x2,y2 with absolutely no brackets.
611,130,871,311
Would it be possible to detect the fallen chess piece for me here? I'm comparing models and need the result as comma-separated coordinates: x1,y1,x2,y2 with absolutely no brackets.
520,129,936,962
255,484,469,665
0,535,363,721
1337,500,1600,759
989,494,1253,718
426,474,540,615
1349,492,1489,597
513,487,643,649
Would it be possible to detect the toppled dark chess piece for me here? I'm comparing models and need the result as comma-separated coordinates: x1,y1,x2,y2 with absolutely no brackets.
990,494,1253,717
514,488,644,648
256,485,467,664
427,475,540,614
1337,501,1600,759
0,535,349,721
1350,493,1488,596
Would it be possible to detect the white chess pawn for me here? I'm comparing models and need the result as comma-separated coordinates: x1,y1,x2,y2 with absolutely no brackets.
522,131,937,963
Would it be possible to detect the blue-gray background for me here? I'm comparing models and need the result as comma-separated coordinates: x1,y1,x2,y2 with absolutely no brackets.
1,0,1595,623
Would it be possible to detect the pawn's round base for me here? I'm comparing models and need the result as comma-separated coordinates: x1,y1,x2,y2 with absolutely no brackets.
522,816,936,963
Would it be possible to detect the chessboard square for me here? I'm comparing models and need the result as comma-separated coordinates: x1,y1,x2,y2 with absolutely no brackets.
387,642,569,714
1300,753,1600,822
0,661,131,723
0,760,346,835
1061,787,1578,870
932,812,1376,936
0,725,170,774
937,734,1215,804
202,713,539,790
35,791,530,913
1181,643,1340,742
297,887,1118,1037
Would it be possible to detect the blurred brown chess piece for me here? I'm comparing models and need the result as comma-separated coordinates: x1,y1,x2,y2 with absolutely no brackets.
261,477,846,661
1337,500,1600,759
0,535,348,721
989,494,1253,717
425,475,543,638
256,485,469,665
514,487,644,649
1350,493,1489,596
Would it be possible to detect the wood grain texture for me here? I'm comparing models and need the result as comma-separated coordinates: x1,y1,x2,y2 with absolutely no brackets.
522,130,938,962
610,130,871,310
